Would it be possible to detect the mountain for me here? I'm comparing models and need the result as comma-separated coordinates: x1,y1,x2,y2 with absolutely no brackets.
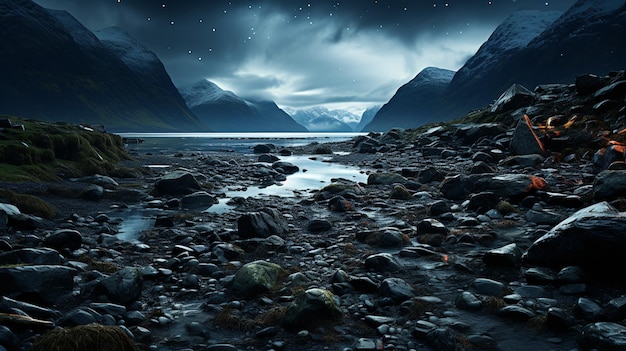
291,107,359,132
0,0,204,132
356,106,381,131
178,80,307,132
366,0,626,131
362,67,455,131
441,0,626,119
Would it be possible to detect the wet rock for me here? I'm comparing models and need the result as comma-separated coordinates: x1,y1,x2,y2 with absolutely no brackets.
43,229,82,251
364,253,403,272
578,322,626,351
0,265,76,304
467,192,499,214
390,184,412,200
483,243,523,266
367,172,408,185
181,191,217,210
0,248,64,265
417,218,448,235
283,288,342,329
229,260,286,298
490,84,536,113
576,73,609,95
153,171,202,196
237,208,289,238
272,161,299,175
258,154,279,163
594,170,626,200
523,202,626,271
498,305,536,321
306,219,332,233
575,297,603,321
254,144,274,154
509,115,545,156
357,227,409,248
594,80,626,101
378,277,417,305
455,291,483,311
328,195,354,212
82,267,143,304
471,278,506,297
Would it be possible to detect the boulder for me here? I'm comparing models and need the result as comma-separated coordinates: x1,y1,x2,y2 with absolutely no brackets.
152,171,202,196
594,170,626,200
523,202,626,270
578,322,626,351
509,115,545,156
0,265,76,304
237,208,289,238
229,260,286,298
0,248,65,266
367,172,408,185
181,191,217,210
378,277,417,305
272,161,299,175
490,84,535,113
283,288,342,329
43,229,83,251
82,267,143,304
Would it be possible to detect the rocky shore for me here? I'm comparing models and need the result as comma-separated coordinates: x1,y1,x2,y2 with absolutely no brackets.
2,70,626,351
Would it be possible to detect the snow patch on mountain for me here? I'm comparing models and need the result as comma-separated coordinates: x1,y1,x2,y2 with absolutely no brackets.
455,10,561,82
179,80,242,109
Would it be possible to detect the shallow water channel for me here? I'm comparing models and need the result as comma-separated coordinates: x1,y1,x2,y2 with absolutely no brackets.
115,153,367,242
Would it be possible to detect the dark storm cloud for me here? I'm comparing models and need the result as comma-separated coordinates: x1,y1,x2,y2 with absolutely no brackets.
33,0,577,114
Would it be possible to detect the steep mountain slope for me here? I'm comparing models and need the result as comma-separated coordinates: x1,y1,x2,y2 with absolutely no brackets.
356,106,381,132
179,80,307,132
291,107,358,132
442,0,626,120
0,0,204,132
363,67,455,131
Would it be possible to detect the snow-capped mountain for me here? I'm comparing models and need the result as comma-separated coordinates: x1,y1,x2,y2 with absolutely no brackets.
291,107,359,132
178,80,307,132
363,67,455,131
0,0,204,132
368,0,626,131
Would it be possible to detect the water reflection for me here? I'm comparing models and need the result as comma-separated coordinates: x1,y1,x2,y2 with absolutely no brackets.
207,155,367,213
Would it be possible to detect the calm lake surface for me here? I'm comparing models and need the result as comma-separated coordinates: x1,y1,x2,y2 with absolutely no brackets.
114,132,368,240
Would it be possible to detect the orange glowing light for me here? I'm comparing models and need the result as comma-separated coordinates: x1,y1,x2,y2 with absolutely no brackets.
523,115,547,156
526,176,547,192
443,254,449,264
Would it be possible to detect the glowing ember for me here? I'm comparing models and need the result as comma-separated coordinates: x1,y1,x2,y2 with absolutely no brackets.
527,176,547,192
443,254,449,264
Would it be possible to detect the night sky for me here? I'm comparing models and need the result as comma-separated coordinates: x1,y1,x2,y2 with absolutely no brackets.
33,0,577,115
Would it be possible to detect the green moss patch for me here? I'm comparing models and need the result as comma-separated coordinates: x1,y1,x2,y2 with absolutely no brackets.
0,115,131,181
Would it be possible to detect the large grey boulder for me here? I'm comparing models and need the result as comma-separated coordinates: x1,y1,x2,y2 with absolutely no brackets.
152,171,202,196
0,265,76,304
523,202,626,270
490,84,535,113
82,267,143,304
237,208,289,238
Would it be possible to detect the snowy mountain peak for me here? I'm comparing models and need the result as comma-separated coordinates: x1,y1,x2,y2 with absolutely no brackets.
485,10,563,52
95,27,160,71
406,67,455,90
179,80,241,109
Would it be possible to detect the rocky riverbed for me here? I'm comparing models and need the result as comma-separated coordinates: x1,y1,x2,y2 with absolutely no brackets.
2,70,626,351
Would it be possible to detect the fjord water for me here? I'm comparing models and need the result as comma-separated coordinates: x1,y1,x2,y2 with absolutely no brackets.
115,132,367,241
